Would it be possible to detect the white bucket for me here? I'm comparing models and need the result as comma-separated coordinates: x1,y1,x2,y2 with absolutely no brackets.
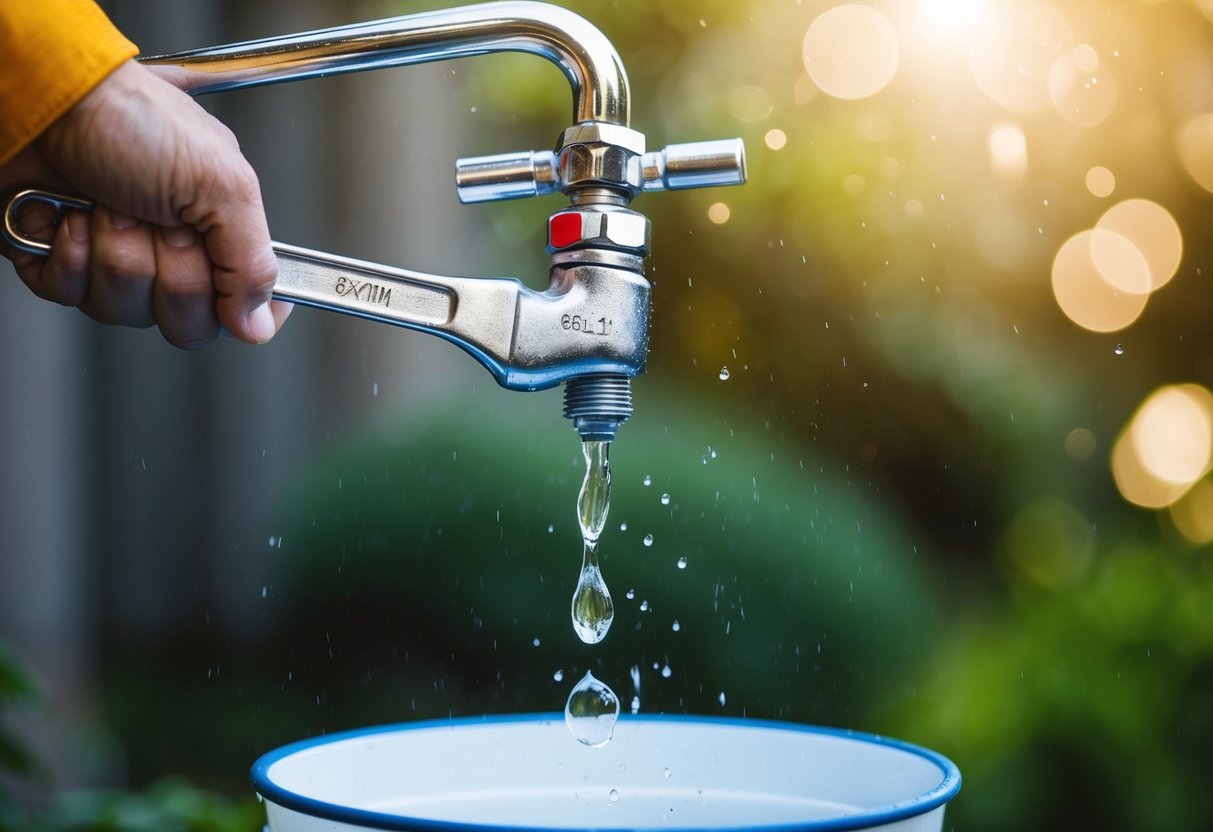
251,714,960,832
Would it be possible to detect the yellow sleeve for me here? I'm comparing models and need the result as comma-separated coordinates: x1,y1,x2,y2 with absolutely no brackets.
0,0,138,166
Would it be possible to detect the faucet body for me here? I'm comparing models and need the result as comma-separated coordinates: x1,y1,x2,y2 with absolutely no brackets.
3,1,745,439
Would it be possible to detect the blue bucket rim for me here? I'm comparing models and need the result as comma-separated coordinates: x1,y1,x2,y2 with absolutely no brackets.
250,713,961,832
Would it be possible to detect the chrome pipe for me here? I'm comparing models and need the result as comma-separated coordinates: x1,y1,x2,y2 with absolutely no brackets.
141,1,630,126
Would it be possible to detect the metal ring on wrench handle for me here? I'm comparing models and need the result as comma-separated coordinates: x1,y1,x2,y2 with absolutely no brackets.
2,189,95,256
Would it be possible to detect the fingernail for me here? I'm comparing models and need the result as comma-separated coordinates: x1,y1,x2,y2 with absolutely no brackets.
66,211,89,243
246,301,277,344
108,211,138,230
162,225,198,248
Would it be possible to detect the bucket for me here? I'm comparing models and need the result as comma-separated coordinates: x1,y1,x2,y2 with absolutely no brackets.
251,714,960,832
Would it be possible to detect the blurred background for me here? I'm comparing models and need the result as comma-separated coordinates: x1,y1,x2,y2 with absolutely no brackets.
3,0,1213,829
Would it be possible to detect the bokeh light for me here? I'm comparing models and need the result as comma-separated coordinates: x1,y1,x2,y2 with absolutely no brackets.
728,84,774,124
988,121,1028,181
969,0,1074,113
707,202,731,224
1088,228,1151,296
1176,113,1213,194
1051,230,1148,332
1130,385,1213,486
1112,385,1213,508
764,128,787,150
1064,427,1097,462
1169,479,1213,544
1048,44,1118,128
1085,166,1115,197
803,5,900,100
1000,500,1094,590
1095,199,1183,293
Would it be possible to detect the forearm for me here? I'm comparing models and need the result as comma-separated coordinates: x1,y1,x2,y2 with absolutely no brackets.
0,0,137,166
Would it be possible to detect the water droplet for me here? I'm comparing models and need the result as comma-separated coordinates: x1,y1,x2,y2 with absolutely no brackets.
578,441,611,544
643,534,654,547
676,556,687,570
1114,343,1125,355
639,600,650,612
661,664,672,678
260,585,268,599
572,441,614,644
547,524,555,533
642,474,652,487
609,789,620,803
619,521,628,531
630,695,640,714
719,366,730,380
625,588,635,600
718,691,727,706
554,669,564,682
660,492,670,505
532,637,541,647
565,670,620,747
672,620,681,632
571,542,613,644
664,767,673,779
372,382,379,397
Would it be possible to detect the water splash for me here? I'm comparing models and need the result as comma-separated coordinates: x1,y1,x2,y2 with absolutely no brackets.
565,670,620,747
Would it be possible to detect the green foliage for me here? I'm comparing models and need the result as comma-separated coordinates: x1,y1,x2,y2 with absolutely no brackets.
4,778,261,832
881,545,1213,831
0,643,40,818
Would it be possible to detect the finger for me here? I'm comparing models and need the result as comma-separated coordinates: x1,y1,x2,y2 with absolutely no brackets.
152,224,219,349
186,166,279,344
4,198,53,298
36,209,92,306
81,207,156,328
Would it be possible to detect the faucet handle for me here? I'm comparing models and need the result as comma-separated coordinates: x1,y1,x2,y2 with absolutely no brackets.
456,136,746,204
455,150,562,203
641,139,747,192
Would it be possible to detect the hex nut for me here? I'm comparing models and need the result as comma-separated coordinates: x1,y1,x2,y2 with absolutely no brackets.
558,123,646,155
557,123,646,193
548,206,650,254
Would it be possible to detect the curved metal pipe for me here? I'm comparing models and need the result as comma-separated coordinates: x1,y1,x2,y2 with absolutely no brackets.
141,0,630,125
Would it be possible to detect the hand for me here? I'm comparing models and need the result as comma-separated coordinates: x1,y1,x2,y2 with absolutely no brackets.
0,60,291,348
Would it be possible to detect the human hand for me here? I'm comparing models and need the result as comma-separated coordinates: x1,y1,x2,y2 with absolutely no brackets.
0,60,291,348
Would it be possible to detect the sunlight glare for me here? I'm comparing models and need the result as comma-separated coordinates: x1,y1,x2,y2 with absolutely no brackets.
969,0,1074,113
917,0,987,35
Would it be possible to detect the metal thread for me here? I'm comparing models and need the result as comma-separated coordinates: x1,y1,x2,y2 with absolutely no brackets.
563,374,633,442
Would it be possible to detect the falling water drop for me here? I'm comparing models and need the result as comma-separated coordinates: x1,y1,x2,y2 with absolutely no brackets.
676,556,688,570
642,474,652,487
719,366,730,380
609,789,620,803
672,620,681,632
1114,343,1125,355
625,588,635,600
660,492,671,505
554,669,564,682
572,441,614,644
565,670,620,747
643,534,654,547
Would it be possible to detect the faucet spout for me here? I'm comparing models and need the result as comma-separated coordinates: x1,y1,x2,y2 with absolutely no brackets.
141,1,630,126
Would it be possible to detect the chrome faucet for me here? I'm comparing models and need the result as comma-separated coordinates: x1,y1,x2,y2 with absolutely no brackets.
2,1,746,441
